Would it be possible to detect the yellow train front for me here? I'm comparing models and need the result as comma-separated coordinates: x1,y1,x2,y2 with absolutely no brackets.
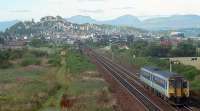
168,76,189,105
140,67,189,105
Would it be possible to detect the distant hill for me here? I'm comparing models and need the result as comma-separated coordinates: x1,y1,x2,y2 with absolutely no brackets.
67,15,97,24
142,15,200,30
99,15,141,27
0,20,18,31
67,15,141,27
67,15,200,30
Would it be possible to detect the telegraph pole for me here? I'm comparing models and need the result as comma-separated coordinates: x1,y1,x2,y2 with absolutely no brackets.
169,58,180,72
170,60,172,72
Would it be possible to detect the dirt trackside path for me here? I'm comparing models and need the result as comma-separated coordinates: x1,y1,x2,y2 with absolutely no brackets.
40,50,117,111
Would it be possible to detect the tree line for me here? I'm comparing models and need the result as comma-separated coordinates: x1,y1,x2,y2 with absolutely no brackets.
128,40,197,57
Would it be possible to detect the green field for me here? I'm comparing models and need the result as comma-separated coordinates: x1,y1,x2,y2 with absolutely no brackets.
0,47,114,111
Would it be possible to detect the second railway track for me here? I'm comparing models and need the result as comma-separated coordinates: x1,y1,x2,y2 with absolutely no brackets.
86,49,193,111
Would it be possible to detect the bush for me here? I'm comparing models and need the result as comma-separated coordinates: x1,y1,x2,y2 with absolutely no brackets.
65,51,95,74
0,50,12,68
20,53,41,66
48,53,61,66
21,58,41,66
0,61,12,69
48,58,61,66
9,49,25,60
181,67,200,80
29,50,48,57
191,79,200,91
172,65,200,80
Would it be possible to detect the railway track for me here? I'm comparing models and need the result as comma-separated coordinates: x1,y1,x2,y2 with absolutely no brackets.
93,53,161,111
98,55,194,111
86,49,193,111
176,105,193,111
183,106,193,111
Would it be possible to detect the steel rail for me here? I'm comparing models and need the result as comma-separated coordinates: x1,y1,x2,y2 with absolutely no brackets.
93,53,162,111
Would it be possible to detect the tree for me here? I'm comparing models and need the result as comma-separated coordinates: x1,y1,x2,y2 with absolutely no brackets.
146,44,171,57
0,32,5,44
171,42,196,57
0,50,11,68
131,40,148,56
29,37,47,47
0,37,4,44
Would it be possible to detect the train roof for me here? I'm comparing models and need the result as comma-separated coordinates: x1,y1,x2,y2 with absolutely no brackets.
141,66,183,79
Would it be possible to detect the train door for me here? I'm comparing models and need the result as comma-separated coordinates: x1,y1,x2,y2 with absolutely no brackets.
169,79,175,97
183,80,189,97
175,79,182,97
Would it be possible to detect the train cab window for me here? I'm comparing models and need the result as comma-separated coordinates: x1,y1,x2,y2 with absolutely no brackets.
183,81,188,88
169,80,175,88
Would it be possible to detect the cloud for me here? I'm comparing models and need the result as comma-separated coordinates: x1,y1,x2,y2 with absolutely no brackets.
9,10,31,13
77,0,105,2
113,6,135,10
78,9,104,13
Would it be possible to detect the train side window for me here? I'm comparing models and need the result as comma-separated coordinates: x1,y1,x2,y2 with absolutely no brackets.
153,76,165,88
141,70,151,80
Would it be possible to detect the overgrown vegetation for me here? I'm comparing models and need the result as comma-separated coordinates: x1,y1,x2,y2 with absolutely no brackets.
0,50,12,68
126,40,197,57
0,46,112,111
0,49,48,68
107,40,200,91
0,48,62,111
20,53,41,66
65,50,96,74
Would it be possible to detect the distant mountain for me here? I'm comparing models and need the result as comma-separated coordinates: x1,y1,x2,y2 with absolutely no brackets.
142,15,200,30
67,15,97,24
67,14,200,30
67,15,141,27
0,20,18,31
99,15,142,27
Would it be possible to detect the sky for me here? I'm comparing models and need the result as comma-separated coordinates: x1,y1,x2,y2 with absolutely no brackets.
0,0,200,21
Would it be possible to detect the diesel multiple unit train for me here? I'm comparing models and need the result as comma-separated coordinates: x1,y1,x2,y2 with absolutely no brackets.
140,67,189,105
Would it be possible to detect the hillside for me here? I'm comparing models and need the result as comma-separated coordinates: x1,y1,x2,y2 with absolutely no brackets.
67,15,97,24
1,16,145,40
142,15,200,30
99,15,142,27
0,20,18,31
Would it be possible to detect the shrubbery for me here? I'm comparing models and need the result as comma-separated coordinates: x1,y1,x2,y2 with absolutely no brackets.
48,52,61,66
173,65,200,80
0,50,12,68
65,51,95,74
127,40,196,58
0,49,49,68
8,49,26,60
191,78,200,91
20,53,41,66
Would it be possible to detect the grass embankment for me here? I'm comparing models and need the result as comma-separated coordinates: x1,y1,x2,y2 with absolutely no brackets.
0,47,114,111
0,48,61,111
40,50,114,111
